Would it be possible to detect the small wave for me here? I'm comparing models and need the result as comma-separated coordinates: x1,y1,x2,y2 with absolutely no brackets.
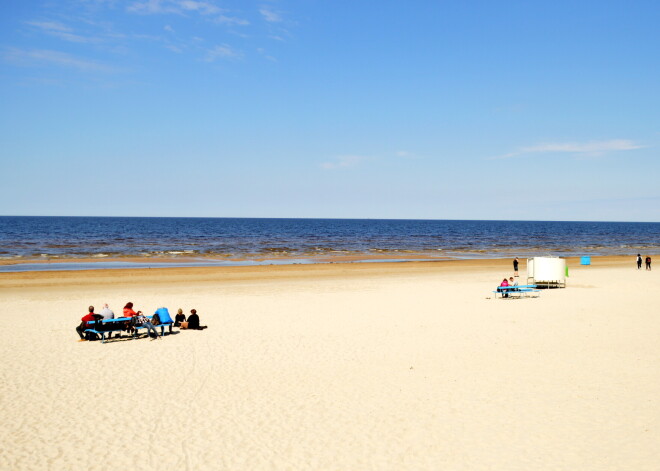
260,247,294,254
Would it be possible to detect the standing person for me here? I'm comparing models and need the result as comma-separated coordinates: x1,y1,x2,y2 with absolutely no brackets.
99,303,115,320
646,256,652,270
75,306,101,342
513,257,519,277
637,254,643,270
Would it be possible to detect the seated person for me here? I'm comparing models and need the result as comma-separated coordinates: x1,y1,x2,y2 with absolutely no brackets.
98,303,118,337
153,307,173,325
123,302,137,318
132,311,160,340
174,308,186,327
181,309,207,330
508,277,518,291
100,303,115,320
75,305,103,341
123,302,138,333
497,278,509,297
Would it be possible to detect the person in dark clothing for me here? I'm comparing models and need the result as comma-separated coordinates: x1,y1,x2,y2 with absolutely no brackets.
637,254,643,269
646,256,652,270
184,309,207,330
174,308,186,327
513,257,519,277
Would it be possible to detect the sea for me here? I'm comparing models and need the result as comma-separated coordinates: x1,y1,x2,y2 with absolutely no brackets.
0,216,658,272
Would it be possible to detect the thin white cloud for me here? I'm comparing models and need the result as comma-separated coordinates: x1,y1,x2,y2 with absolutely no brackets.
259,7,282,23
320,155,368,170
11,1,296,72
166,44,183,53
256,47,277,62
3,47,114,72
127,0,165,14
128,0,221,15
27,21,72,32
496,139,646,159
216,15,250,26
178,0,221,14
205,44,241,61
26,20,102,44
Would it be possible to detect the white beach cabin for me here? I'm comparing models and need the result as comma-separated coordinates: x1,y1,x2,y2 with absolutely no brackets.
526,256,566,288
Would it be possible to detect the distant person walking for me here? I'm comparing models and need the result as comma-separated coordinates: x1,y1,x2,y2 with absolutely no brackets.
513,257,519,277
637,254,643,270
645,256,652,271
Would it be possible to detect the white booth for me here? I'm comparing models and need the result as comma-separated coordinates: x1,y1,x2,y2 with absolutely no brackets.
526,257,566,288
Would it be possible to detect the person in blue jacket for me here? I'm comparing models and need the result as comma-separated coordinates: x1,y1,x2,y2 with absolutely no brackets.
153,307,173,325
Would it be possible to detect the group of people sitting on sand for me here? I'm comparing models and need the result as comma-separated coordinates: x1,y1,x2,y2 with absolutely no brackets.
75,302,207,342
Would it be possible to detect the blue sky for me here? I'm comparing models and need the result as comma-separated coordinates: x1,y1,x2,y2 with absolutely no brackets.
1,0,659,221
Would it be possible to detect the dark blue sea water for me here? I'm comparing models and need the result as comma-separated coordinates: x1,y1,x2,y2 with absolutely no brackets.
0,217,658,271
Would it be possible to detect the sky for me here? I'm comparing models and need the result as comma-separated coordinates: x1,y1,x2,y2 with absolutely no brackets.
1,0,659,221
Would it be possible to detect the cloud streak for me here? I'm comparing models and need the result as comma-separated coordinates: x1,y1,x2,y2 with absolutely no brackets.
26,20,102,44
127,0,222,15
259,7,282,23
205,44,241,61
496,139,646,159
320,155,368,170
216,15,250,26
2,47,114,72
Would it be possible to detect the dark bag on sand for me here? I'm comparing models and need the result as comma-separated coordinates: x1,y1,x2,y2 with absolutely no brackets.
151,313,160,326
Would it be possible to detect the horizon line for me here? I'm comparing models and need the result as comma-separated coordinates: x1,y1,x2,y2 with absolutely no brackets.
1,215,659,224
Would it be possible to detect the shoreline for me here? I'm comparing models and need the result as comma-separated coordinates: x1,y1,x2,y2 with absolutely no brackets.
0,252,450,268
0,251,652,274
0,254,640,290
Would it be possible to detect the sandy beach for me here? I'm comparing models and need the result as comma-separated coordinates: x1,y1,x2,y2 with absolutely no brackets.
0,256,658,470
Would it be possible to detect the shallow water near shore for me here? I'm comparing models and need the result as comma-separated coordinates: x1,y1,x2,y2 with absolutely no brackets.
1,217,659,270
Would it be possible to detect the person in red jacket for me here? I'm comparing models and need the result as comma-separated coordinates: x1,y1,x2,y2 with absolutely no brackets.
123,302,137,317
75,306,101,341
122,302,138,334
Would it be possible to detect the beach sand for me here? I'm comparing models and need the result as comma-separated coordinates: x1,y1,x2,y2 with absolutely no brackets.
0,257,658,470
